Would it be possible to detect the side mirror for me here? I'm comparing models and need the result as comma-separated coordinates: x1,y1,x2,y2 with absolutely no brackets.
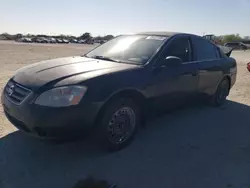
163,56,183,67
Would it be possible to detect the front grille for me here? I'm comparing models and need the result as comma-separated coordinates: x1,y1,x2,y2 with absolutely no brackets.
4,80,31,104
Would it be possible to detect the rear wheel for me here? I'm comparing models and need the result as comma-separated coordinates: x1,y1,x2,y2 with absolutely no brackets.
211,78,230,106
97,97,141,151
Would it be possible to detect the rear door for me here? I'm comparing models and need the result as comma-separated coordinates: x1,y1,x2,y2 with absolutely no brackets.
191,36,224,96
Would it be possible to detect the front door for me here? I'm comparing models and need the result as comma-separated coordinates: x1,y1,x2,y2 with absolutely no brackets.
149,36,199,109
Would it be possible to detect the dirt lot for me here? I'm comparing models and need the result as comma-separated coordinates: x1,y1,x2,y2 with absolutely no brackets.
1,41,250,188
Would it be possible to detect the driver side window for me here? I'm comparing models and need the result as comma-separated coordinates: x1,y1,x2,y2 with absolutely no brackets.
162,37,192,63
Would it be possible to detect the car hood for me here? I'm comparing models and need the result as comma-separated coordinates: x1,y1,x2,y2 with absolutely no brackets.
13,56,138,90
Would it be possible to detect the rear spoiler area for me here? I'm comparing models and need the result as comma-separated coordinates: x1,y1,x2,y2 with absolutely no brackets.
218,45,233,57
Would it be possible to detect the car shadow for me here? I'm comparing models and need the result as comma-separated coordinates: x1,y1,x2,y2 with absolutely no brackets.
1,100,250,188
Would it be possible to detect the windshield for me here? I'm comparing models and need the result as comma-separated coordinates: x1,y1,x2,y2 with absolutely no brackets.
85,35,167,64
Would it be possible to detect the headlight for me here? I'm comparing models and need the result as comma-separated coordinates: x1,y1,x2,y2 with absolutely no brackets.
35,86,87,107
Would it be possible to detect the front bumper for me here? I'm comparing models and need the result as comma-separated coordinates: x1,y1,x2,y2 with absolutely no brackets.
1,90,102,139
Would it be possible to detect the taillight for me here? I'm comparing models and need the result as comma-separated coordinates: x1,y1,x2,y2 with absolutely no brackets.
247,62,250,72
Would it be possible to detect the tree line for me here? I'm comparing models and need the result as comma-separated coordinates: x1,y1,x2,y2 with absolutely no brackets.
216,34,250,44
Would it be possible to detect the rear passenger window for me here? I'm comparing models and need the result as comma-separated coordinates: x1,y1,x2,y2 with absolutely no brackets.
193,37,218,60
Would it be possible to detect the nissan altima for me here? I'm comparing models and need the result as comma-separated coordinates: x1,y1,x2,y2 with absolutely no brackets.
1,32,237,151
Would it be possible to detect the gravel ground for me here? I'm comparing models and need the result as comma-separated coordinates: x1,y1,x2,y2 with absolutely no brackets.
0,41,250,188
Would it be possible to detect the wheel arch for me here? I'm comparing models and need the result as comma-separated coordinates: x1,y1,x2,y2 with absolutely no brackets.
95,89,147,125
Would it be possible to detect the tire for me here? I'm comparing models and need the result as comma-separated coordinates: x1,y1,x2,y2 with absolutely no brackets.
211,78,230,107
97,97,141,151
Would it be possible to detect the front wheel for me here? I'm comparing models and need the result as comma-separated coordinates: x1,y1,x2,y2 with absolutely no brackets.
211,78,230,106
97,98,141,151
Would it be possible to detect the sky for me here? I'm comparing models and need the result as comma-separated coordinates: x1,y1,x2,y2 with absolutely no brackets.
0,0,249,37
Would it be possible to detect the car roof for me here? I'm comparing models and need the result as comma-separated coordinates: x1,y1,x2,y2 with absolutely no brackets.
136,31,190,37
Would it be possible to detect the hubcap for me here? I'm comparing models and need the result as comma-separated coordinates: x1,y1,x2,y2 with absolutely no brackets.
107,107,136,144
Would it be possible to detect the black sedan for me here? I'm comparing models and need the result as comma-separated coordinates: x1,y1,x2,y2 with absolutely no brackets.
1,32,237,151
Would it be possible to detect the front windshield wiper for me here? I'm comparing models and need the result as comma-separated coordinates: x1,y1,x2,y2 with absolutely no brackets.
84,55,140,65
88,55,121,63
